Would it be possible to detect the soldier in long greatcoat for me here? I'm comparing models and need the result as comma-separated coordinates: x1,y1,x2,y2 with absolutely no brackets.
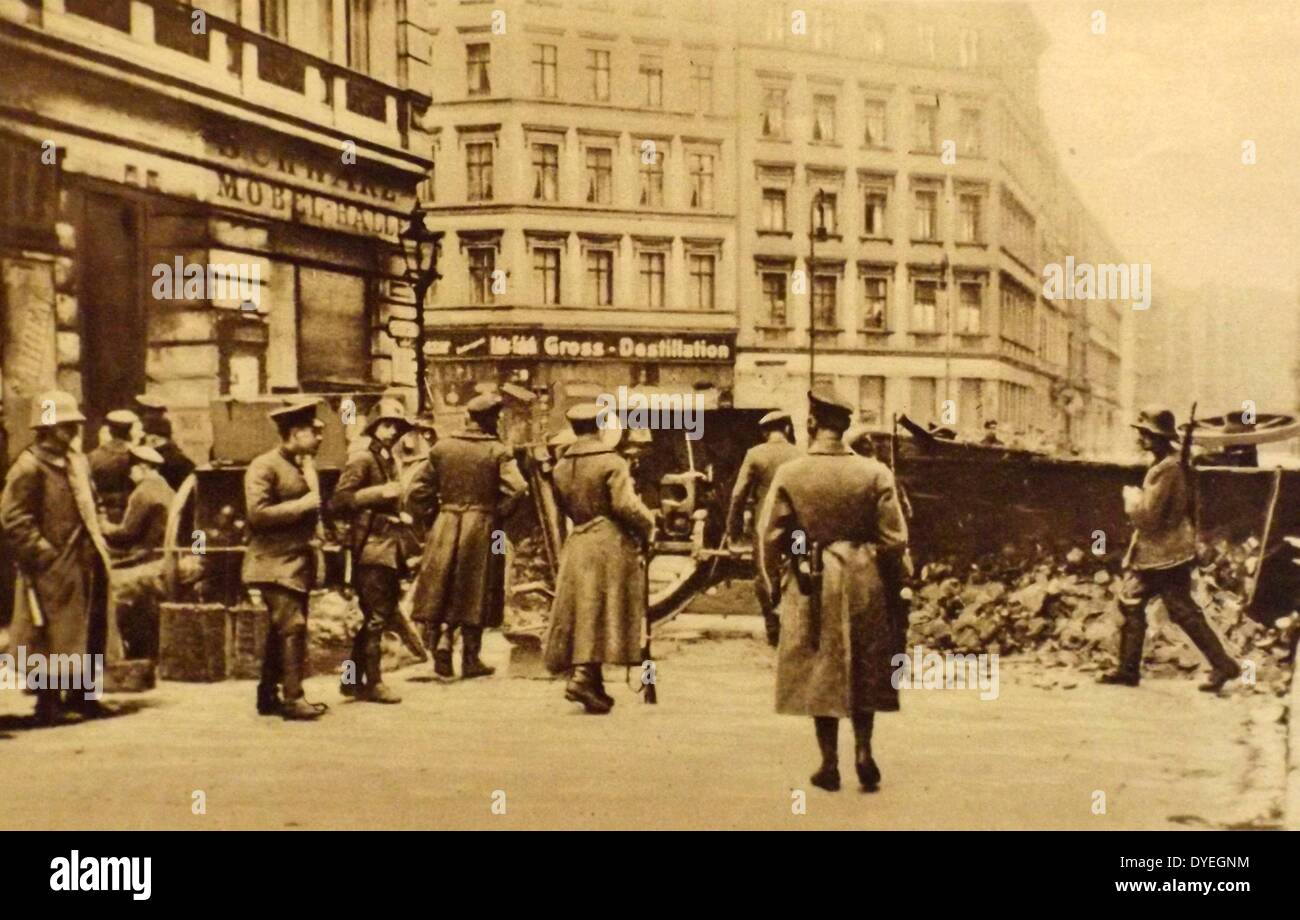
1099,406,1241,692
1,391,117,724
330,398,411,703
407,393,527,680
543,403,656,713
726,409,801,646
242,400,328,721
757,389,909,793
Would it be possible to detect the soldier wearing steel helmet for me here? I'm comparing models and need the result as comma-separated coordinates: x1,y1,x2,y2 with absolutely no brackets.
330,398,413,703
1,391,116,724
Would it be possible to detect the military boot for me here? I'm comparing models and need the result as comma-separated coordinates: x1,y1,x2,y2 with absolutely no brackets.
565,665,611,714
280,630,323,721
432,625,455,680
340,628,366,698
590,666,614,708
460,627,495,679
1099,609,1145,686
1171,610,1241,693
359,634,401,704
257,626,284,715
810,717,841,791
852,712,880,792
33,690,64,726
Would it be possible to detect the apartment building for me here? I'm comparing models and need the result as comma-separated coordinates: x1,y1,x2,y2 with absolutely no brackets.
419,0,738,414
732,0,1126,454
0,0,434,460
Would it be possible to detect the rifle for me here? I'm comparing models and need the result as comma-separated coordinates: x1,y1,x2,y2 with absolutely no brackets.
640,523,657,704
1180,402,1198,527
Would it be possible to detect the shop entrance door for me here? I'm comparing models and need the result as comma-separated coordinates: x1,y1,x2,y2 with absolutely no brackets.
79,189,147,436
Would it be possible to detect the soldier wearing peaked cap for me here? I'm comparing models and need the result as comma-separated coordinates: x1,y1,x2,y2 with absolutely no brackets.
543,403,656,713
407,391,528,680
133,394,195,491
1099,406,1241,692
2,391,118,724
330,398,412,703
88,408,141,524
242,399,329,720
757,389,909,793
727,408,801,646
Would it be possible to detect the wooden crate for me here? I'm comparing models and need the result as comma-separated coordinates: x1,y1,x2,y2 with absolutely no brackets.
158,602,228,682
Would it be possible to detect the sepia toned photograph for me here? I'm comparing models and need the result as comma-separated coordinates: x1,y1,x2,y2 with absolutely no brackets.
0,0,1297,889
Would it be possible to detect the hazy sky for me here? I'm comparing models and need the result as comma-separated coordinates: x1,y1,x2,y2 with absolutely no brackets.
1032,0,1299,296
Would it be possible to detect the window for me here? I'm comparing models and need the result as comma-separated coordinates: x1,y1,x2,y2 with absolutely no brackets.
639,149,664,207
586,250,613,306
762,189,787,231
960,109,982,155
861,273,889,330
912,277,938,331
532,44,557,97
586,148,612,204
812,275,838,329
913,188,938,241
762,271,788,325
532,143,559,201
689,153,714,209
1000,278,1036,347
587,49,610,101
468,247,495,305
762,87,787,138
959,28,979,67
260,0,288,39
534,248,561,305
959,193,983,243
910,377,938,425
957,279,983,333
813,95,837,142
689,254,716,310
466,142,493,201
639,56,663,108
467,43,491,95
639,251,666,307
864,99,887,147
692,61,714,113
863,185,889,238
914,102,938,151
299,268,369,386
859,376,885,426
345,0,371,73
812,191,838,236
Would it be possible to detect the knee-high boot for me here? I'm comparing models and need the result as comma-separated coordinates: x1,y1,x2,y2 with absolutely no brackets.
1100,605,1145,685
810,717,840,791
851,712,880,791
460,626,495,679
340,627,367,697
257,625,284,715
432,624,454,679
280,629,322,721
360,632,401,703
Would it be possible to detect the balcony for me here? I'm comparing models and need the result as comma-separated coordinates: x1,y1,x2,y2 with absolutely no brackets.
8,0,422,155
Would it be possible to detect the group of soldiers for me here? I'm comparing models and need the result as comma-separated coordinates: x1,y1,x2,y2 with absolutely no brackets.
2,382,1243,795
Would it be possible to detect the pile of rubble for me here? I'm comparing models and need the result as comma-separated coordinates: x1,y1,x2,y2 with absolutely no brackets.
907,540,1298,695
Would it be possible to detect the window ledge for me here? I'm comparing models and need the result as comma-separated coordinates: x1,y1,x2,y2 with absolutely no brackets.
754,323,794,331
757,229,794,238
956,241,988,249
860,327,893,335
910,238,943,245
859,236,893,244
860,145,894,153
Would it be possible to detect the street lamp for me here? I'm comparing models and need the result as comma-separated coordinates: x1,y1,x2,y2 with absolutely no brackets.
398,203,444,413
807,188,830,389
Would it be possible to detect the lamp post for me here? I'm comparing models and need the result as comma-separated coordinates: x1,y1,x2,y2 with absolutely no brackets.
398,203,443,413
807,188,830,389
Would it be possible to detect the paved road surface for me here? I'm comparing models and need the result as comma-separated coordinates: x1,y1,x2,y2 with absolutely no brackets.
0,619,1286,830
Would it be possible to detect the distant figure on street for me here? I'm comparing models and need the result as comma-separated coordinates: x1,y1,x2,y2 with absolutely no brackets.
726,409,801,646
331,398,411,704
408,393,527,681
1100,406,1240,692
88,408,140,523
242,400,329,721
980,419,1003,447
757,389,909,793
1,391,116,724
542,403,656,714
134,394,196,491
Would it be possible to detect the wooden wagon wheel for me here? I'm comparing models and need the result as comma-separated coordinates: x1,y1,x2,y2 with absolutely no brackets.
160,471,199,603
